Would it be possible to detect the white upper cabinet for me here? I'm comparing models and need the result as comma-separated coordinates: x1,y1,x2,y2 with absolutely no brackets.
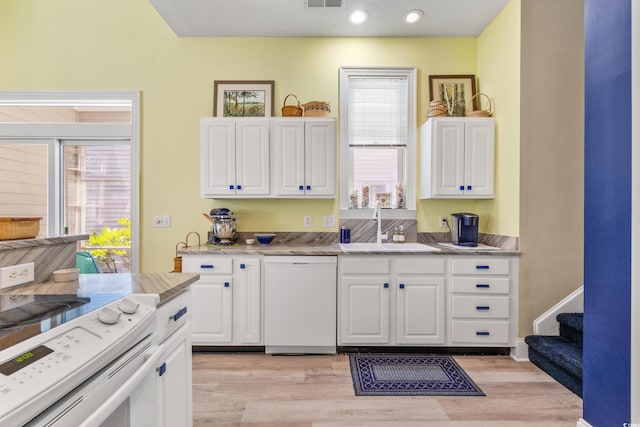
420,117,495,199
271,118,336,198
200,118,270,198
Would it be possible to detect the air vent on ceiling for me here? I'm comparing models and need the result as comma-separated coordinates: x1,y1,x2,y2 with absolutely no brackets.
307,0,343,8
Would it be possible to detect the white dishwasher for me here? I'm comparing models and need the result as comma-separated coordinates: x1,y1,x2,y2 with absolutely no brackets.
264,256,337,354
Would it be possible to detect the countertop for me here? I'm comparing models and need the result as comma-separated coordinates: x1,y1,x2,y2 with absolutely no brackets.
0,272,200,305
178,243,519,256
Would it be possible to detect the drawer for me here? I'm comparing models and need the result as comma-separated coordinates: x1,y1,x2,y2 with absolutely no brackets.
451,295,510,318
451,320,511,344
451,277,510,294
155,288,192,343
451,258,510,275
396,257,445,275
340,256,390,275
182,255,233,274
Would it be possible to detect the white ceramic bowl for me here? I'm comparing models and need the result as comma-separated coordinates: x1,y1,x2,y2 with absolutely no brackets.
53,268,80,282
245,238,256,245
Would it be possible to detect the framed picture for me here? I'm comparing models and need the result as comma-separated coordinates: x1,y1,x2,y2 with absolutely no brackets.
428,75,477,116
213,80,274,117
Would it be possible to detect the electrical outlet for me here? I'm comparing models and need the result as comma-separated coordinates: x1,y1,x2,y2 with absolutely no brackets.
0,262,35,289
303,216,312,227
439,216,449,229
322,215,336,227
153,215,171,228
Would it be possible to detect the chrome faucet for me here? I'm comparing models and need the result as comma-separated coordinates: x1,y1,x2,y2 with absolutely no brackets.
373,200,387,244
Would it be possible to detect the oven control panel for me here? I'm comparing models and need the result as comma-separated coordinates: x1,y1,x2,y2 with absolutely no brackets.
0,294,158,426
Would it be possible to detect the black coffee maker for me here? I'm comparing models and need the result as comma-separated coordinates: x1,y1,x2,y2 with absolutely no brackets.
450,213,479,247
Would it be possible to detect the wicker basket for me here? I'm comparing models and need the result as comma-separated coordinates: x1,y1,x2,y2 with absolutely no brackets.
281,94,303,117
467,93,494,117
302,101,331,117
0,217,41,240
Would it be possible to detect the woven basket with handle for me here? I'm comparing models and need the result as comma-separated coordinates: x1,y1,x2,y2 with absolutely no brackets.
467,93,494,117
281,94,303,117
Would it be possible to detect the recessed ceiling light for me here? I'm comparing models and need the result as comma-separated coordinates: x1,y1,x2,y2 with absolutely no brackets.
348,9,368,25
403,9,424,24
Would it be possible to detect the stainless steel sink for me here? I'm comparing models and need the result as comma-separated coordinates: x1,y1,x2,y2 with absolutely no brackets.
339,242,441,252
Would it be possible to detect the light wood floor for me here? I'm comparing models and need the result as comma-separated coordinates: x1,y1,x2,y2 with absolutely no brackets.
192,352,582,426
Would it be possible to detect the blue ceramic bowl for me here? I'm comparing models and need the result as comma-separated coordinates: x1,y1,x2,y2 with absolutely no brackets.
255,233,276,245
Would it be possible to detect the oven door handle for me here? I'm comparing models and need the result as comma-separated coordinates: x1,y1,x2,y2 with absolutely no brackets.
79,344,165,427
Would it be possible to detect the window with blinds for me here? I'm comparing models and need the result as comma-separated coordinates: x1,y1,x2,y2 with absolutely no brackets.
339,67,417,215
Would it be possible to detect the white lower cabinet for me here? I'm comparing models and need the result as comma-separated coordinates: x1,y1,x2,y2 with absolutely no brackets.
157,321,192,427
339,256,446,346
182,254,261,346
338,254,518,347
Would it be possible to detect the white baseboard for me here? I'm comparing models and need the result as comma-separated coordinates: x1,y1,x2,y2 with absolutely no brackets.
510,338,529,361
577,418,592,427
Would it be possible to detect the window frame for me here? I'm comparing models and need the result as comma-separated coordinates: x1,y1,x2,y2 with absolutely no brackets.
339,66,417,219
0,91,141,272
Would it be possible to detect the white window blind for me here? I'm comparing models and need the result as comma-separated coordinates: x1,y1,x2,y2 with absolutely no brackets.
348,77,408,147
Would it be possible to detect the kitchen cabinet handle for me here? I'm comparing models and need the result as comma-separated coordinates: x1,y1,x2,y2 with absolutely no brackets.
224,282,230,287
200,264,214,269
171,306,188,322
383,283,389,288
476,284,490,288
476,305,491,310
476,265,490,270
467,185,472,190
158,362,167,377
459,185,464,191
306,185,311,191
476,331,490,336
229,185,234,190
299,185,304,191
237,184,242,190
399,283,405,289
240,263,246,269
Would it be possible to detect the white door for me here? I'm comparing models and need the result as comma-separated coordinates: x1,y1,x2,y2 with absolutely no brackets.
271,119,306,196
340,276,390,344
304,119,336,196
232,257,262,344
432,119,465,197
235,119,270,195
396,277,445,344
200,118,236,197
191,276,233,344
464,119,495,197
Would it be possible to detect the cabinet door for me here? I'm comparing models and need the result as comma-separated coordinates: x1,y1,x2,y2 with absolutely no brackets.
232,258,262,344
191,275,232,344
271,119,306,196
157,322,192,427
464,119,495,197
396,277,445,344
431,119,465,197
340,276,390,344
304,119,336,196
200,118,236,197
236,119,270,195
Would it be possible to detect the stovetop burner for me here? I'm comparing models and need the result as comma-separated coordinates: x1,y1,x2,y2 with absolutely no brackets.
0,293,125,351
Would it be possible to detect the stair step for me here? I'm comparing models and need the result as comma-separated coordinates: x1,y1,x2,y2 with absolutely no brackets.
556,313,583,332
524,335,582,379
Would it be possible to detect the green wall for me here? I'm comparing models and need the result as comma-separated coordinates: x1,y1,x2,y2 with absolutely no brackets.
2,0,519,272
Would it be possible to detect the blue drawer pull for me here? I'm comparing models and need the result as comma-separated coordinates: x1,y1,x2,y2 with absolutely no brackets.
467,185,472,190
399,283,405,289
476,306,491,310
224,282,230,287
476,331,490,336
299,185,304,190
158,362,167,376
476,265,490,270
459,185,464,191
237,184,242,190
200,264,214,269
383,283,389,288
306,185,311,190
171,307,188,322
476,284,490,288
240,263,246,269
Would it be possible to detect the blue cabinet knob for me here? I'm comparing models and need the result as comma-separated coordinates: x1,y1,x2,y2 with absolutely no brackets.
240,263,246,269
157,362,167,377
399,283,405,289
306,185,311,191
237,184,242,190
467,185,472,190
383,283,389,288
459,185,464,191
224,282,230,287
229,185,234,190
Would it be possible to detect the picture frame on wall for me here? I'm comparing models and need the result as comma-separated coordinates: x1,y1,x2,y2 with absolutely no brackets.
213,80,275,117
428,75,477,116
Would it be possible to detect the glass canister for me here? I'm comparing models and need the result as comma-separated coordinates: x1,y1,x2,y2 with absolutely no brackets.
340,226,351,243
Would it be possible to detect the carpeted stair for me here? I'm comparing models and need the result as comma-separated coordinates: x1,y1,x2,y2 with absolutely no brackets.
524,313,583,397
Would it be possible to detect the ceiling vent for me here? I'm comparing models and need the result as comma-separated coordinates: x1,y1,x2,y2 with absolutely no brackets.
307,0,343,8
